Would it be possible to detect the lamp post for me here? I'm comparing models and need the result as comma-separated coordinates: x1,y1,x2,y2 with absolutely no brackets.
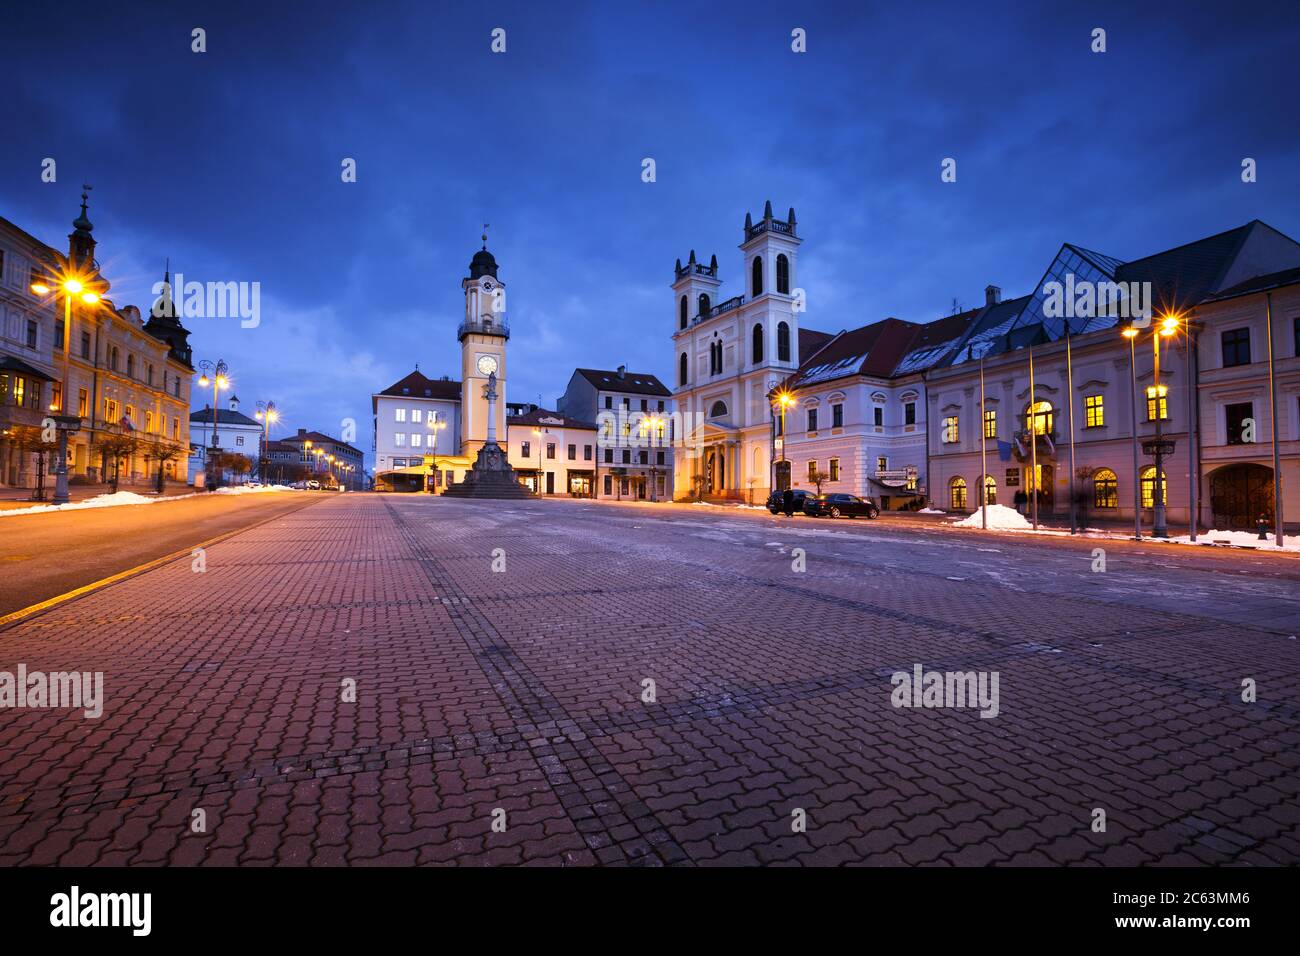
532,427,545,496
1122,316,1179,539
773,391,796,493
254,400,278,482
644,413,663,501
32,270,103,480
196,359,230,485
1122,326,1141,539
426,413,447,493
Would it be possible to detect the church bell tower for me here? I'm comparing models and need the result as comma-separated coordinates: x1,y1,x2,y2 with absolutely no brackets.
459,229,509,459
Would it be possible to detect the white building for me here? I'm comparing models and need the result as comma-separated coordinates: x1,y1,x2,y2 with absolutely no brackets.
669,201,835,502
187,396,265,482
557,366,673,500
505,406,597,497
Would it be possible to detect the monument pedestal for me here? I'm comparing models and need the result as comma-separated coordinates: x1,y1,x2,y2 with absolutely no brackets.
441,440,531,499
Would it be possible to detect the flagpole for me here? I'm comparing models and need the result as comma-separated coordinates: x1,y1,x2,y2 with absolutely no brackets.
1029,344,1038,531
1266,292,1284,547
980,350,987,530
1065,320,1077,534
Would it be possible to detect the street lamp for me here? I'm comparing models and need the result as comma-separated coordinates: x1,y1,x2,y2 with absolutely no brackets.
426,413,447,493
772,391,796,494
254,400,278,482
643,413,664,501
196,359,230,486
532,427,545,496
1121,315,1179,538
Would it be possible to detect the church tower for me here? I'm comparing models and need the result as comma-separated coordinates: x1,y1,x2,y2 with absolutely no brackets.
459,230,509,459
740,200,802,373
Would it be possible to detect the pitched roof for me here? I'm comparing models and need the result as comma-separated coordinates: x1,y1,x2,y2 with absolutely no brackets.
797,328,836,364
787,318,918,388
891,307,983,374
377,369,462,401
506,406,597,430
575,368,672,396
1112,221,1260,316
190,405,262,427
1208,264,1300,301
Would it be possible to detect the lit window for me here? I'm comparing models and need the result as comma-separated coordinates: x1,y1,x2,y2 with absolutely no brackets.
1145,386,1168,421
807,460,817,481
829,458,840,481
950,476,968,510
983,409,996,439
1093,469,1118,508
395,408,406,422
1026,401,1053,435
942,416,958,443
1084,395,1104,428
1139,466,1166,508
981,475,997,506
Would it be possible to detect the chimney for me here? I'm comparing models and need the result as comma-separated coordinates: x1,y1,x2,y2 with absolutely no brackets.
985,285,1001,306
297,428,307,437
617,365,626,379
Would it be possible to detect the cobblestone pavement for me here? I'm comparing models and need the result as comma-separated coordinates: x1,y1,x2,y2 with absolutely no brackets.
2,494,1298,866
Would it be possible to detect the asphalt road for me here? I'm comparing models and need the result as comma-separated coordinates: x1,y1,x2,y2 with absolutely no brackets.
0,491,327,617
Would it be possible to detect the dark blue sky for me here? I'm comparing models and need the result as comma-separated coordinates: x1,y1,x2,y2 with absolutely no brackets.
3,0,1297,464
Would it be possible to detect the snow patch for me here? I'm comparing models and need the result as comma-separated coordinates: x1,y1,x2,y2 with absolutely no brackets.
952,505,1032,530
213,484,295,496
0,491,187,517
917,508,946,515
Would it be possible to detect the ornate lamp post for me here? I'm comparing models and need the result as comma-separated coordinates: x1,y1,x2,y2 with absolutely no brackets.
196,359,229,485
426,413,447,493
1121,315,1179,538
254,400,278,481
772,391,796,494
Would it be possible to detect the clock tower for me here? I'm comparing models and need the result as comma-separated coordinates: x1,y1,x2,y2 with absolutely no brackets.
459,230,509,459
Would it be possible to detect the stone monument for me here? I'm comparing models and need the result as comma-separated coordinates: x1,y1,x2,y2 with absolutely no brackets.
441,371,532,499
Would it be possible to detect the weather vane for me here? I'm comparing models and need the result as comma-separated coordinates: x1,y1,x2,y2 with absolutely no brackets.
481,223,489,249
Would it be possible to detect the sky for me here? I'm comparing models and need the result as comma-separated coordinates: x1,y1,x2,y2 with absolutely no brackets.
2,0,1297,469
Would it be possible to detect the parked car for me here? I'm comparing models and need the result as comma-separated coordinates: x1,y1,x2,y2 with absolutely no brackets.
765,489,813,515
306,479,321,490
803,493,880,519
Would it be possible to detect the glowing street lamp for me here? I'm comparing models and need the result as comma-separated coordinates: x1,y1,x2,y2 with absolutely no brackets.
426,413,447,493
255,400,279,481
195,359,230,484
772,390,797,493
1121,315,1179,538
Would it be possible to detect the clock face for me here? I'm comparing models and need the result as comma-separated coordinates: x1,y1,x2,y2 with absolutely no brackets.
482,280,494,292
476,354,499,376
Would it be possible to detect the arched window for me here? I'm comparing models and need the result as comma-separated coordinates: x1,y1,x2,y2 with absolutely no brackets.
708,342,719,375
126,354,135,378
1093,469,1118,509
679,352,688,386
950,476,968,510
751,256,763,296
1026,400,1054,435
776,254,790,294
679,295,688,330
709,400,728,419
698,293,710,318
980,475,997,506
1139,466,1166,508
777,321,791,362
110,347,119,370
752,323,764,363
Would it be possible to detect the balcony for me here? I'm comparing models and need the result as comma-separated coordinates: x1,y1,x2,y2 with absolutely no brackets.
1012,429,1060,460
745,218,796,242
457,315,510,341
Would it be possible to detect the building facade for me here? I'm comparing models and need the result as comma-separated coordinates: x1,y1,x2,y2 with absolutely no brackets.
279,428,364,489
187,397,265,482
669,201,834,502
505,406,597,497
11,196,194,490
557,366,673,500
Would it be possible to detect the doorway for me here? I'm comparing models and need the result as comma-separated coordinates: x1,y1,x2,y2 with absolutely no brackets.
1210,463,1273,529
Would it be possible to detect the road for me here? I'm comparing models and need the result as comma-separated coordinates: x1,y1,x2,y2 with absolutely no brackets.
0,493,1296,866
0,491,326,617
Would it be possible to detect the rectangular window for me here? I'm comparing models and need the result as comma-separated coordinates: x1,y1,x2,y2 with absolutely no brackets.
1225,402,1253,445
657,401,665,412
1145,385,1168,421
877,456,887,472
546,443,556,459
640,399,647,411
393,458,406,468
1294,316,1300,357
584,445,592,461
1094,473,1118,509
77,388,88,418
411,433,422,447
1221,327,1251,367
173,419,180,439
603,475,612,495
395,433,406,446
904,402,916,425
638,450,648,464
81,331,91,358
26,320,38,349
604,396,612,409
942,415,959,443
656,451,665,465
145,410,154,433
411,409,422,423
873,407,883,427
983,409,996,439
1084,394,1104,428
521,440,531,458
829,458,840,481
567,443,576,460
604,449,613,463
832,403,843,428
235,435,244,446
621,449,630,464
807,408,818,432
51,383,62,412
807,460,817,481
395,408,406,422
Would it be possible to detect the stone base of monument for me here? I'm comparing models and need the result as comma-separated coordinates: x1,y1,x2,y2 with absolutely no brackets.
441,441,533,499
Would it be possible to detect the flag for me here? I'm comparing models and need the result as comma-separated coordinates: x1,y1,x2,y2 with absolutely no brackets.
997,440,1013,462
121,413,135,432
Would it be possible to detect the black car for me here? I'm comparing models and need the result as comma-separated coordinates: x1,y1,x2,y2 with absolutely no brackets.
803,492,880,519
766,489,812,515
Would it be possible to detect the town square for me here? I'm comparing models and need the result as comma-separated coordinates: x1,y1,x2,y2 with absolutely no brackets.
0,0,1297,939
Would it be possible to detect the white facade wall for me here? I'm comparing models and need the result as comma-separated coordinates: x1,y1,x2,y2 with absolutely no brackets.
373,394,461,472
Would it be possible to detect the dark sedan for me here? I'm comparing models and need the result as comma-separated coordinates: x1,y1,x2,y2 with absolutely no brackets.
766,489,812,515
803,493,880,519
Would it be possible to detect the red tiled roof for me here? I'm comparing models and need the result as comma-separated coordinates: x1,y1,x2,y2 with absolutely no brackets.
377,369,462,401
